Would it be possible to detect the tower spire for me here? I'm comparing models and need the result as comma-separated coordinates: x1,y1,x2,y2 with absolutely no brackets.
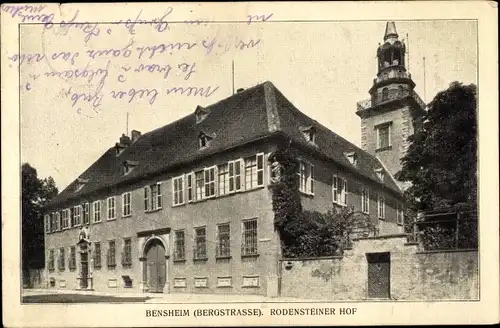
384,21,399,41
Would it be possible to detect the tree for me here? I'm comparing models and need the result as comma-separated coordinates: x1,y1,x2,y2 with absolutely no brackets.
396,82,477,211
22,163,58,274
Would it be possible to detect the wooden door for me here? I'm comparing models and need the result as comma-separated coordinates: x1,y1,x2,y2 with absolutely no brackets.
80,245,89,289
367,252,390,299
146,240,166,293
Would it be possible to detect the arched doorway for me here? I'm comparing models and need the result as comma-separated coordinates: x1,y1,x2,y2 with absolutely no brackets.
145,238,166,293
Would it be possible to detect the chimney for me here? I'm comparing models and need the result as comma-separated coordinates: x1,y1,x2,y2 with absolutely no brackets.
236,88,245,93
119,134,131,146
131,130,141,142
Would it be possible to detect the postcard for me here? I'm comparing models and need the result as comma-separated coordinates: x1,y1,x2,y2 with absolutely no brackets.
1,1,498,327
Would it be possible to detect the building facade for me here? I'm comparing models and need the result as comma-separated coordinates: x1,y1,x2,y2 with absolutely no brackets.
42,22,425,295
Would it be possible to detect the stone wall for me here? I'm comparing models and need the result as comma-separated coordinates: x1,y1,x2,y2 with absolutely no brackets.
279,235,478,300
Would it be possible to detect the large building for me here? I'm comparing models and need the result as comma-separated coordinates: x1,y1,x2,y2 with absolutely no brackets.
42,22,425,295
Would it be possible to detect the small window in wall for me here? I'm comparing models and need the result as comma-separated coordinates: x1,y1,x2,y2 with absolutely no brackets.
122,238,132,267
397,204,404,225
174,230,185,261
362,187,370,214
48,250,55,271
382,88,389,101
122,192,131,217
58,248,65,271
377,193,386,219
44,214,51,233
194,227,207,260
216,223,231,258
69,246,76,271
83,203,90,224
376,123,392,149
94,242,102,269
122,275,133,288
332,175,348,206
92,201,101,223
107,240,116,268
107,197,116,220
172,175,185,206
241,219,258,256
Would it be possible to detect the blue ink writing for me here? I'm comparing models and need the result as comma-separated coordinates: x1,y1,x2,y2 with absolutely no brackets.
165,85,219,98
134,63,172,79
136,42,197,59
121,7,173,35
1,4,54,23
110,88,159,105
44,9,100,44
247,13,273,24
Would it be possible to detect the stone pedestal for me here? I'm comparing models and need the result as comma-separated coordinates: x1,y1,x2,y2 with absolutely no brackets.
267,274,279,298
163,282,170,294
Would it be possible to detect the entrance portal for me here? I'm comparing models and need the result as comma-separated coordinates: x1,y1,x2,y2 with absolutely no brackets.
145,239,166,293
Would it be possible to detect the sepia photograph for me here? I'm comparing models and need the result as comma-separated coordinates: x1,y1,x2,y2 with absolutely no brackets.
2,1,498,327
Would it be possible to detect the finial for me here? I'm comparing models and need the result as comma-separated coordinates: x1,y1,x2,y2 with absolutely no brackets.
384,21,399,41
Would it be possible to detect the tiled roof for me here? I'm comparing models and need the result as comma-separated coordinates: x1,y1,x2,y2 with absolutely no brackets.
48,81,401,208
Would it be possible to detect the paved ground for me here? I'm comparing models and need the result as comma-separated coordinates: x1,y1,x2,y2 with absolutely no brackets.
22,289,313,303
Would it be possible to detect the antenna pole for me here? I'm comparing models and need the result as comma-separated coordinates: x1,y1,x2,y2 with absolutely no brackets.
231,60,235,95
126,112,129,136
423,56,426,102
406,33,410,71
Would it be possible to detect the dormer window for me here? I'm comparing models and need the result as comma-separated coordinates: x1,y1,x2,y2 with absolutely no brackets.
375,168,384,181
115,143,126,156
195,105,210,124
198,132,213,149
300,126,316,144
123,160,139,175
75,178,88,192
345,152,358,166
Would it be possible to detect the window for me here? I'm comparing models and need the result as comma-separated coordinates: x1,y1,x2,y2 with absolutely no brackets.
378,193,386,219
362,187,370,214
73,205,82,226
382,87,389,100
93,201,101,223
172,176,185,206
204,167,216,198
194,227,207,260
332,175,348,206
376,124,391,149
244,154,264,190
122,192,131,216
375,168,385,181
397,204,404,225
174,230,185,260
122,238,132,267
69,246,76,270
242,219,258,256
107,197,116,220
62,209,70,229
187,173,194,202
228,159,242,192
94,242,101,269
107,240,116,268
195,171,205,200
44,214,51,233
83,203,90,224
296,160,314,195
144,186,149,211
48,249,55,271
49,214,56,232
55,212,61,231
58,247,65,271
144,183,162,211
218,164,230,196
199,134,208,148
216,223,231,258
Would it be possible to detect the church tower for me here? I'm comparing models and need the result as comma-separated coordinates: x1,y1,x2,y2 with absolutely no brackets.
356,21,426,191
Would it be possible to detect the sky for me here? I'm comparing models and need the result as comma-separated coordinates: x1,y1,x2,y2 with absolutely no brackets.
17,15,478,192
